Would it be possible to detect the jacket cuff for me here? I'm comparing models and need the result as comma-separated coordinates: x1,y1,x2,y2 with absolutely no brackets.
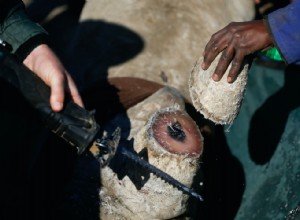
0,1,49,60
15,33,49,61
263,15,287,64
263,1,300,65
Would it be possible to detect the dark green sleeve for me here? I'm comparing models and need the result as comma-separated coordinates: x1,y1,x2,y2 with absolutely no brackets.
0,0,48,60
0,0,21,21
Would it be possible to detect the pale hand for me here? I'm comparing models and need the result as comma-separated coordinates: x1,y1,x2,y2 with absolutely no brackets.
23,44,83,112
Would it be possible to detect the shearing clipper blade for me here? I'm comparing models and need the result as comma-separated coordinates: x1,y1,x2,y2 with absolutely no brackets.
94,127,204,201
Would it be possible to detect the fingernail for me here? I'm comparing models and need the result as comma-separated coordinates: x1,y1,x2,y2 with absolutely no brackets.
212,74,219,81
201,62,206,70
54,101,63,109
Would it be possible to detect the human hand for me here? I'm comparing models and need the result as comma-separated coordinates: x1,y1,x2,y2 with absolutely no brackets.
201,20,273,83
23,44,83,112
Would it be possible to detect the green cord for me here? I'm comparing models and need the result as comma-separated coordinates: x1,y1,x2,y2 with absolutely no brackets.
259,47,283,61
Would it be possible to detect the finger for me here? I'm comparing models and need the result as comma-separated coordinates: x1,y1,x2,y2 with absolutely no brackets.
227,52,244,83
203,27,229,56
202,30,230,70
66,74,84,108
202,42,227,70
212,46,234,82
254,0,260,5
49,74,65,112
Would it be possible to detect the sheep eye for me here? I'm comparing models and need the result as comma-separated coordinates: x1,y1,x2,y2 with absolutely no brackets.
167,121,186,142
150,110,203,156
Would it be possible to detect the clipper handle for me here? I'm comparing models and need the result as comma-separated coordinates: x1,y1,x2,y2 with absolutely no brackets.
0,47,99,154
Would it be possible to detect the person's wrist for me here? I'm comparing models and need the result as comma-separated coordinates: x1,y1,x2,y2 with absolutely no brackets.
23,44,49,70
16,34,49,61
261,18,275,50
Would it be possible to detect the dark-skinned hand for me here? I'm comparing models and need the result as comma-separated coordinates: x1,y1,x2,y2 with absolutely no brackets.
201,20,273,83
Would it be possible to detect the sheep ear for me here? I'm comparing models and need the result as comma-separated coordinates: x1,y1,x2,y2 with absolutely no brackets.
189,54,250,125
108,77,164,110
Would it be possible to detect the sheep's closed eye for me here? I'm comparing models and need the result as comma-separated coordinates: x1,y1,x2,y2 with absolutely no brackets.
150,110,203,156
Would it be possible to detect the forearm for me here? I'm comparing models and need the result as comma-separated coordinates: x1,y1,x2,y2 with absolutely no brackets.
0,0,48,60
265,0,300,65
